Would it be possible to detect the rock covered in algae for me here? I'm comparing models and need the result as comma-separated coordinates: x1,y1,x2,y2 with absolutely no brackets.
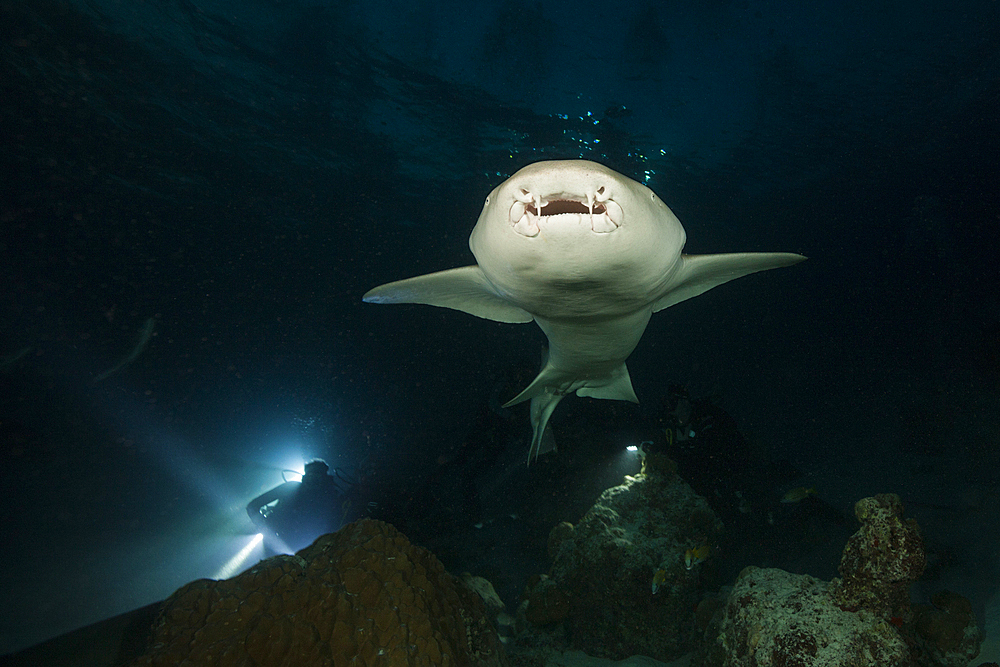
829,493,926,619
697,567,910,667
693,493,986,667
522,468,722,662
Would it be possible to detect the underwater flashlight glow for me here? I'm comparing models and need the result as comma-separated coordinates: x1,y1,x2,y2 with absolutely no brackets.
213,533,264,580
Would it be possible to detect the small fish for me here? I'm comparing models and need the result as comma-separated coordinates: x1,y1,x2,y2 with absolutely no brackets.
685,545,710,570
651,568,667,594
781,486,817,503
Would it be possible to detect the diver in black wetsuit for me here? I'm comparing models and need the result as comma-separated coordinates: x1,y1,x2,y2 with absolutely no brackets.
660,384,763,523
659,384,849,578
246,459,353,553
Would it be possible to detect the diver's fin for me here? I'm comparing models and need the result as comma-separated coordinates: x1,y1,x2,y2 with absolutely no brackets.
94,317,155,382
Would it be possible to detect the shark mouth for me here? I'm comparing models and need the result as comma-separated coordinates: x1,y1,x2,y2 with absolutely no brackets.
510,188,624,238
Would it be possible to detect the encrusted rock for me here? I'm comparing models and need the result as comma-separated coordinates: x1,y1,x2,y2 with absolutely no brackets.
547,521,575,561
130,519,507,667
829,493,925,619
526,469,722,662
461,572,506,616
692,494,984,667
698,566,910,667
523,575,570,626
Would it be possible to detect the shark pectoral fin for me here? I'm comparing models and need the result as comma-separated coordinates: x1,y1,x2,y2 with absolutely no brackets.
528,391,564,464
576,364,639,403
363,265,533,323
652,252,807,313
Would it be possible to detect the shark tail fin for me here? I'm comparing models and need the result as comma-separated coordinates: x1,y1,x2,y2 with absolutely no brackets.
503,348,639,406
505,349,563,465
527,392,563,465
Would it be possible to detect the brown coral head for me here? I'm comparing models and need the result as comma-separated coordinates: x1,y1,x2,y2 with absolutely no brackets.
129,519,508,667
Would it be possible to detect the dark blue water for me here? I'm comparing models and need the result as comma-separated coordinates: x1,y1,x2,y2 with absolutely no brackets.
2,0,999,656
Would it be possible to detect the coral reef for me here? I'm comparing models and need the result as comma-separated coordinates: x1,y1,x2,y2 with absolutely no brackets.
461,573,506,617
913,590,983,667
697,567,911,667
522,575,570,626
694,494,983,667
829,493,926,620
129,519,507,667
521,468,723,662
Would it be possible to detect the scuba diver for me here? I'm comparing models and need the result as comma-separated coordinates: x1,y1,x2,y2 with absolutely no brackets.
659,384,849,578
246,459,356,553
660,383,762,521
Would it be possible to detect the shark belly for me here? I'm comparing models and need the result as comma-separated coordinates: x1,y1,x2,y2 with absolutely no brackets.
532,310,651,397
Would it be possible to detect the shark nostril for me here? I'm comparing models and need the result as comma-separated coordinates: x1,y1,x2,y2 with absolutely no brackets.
514,188,534,204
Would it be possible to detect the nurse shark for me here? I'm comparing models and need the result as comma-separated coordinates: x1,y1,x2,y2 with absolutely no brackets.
364,160,805,462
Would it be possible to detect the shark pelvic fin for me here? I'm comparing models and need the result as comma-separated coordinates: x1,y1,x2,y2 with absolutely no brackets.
363,265,533,323
505,354,639,464
576,364,639,403
653,252,806,313
503,360,639,408
502,358,556,408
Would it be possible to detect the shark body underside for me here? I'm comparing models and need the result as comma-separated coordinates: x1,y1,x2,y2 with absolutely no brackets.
364,160,805,462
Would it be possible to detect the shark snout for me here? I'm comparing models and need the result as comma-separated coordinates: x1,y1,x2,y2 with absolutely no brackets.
508,185,625,237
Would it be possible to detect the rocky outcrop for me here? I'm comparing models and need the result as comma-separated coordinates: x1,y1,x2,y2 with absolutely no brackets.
521,464,723,662
913,590,983,667
694,494,982,667
130,519,507,667
829,493,926,619
699,566,911,667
